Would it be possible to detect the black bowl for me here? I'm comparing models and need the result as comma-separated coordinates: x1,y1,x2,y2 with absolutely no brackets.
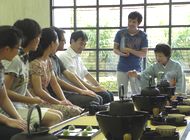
158,86,176,97
132,95,167,114
109,100,135,116
96,111,149,140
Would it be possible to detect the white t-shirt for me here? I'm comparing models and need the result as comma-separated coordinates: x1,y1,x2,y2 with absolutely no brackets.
1,56,48,122
2,55,29,108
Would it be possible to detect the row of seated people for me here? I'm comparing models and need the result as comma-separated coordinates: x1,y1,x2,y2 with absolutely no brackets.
0,18,114,140
0,18,186,140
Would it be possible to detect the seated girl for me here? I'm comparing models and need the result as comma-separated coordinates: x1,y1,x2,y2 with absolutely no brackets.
2,19,63,127
0,26,26,140
28,28,82,120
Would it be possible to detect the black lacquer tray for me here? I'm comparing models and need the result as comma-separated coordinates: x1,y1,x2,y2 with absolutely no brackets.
179,111,190,116
151,116,187,126
164,106,190,116
141,130,179,140
52,125,101,140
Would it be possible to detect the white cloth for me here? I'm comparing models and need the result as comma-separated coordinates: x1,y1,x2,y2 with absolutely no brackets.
56,47,88,80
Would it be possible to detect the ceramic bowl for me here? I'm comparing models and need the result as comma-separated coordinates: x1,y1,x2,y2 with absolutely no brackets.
176,105,190,113
155,125,176,137
96,111,149,140
132,95,167,114
167,113,185,123
109,100,135,116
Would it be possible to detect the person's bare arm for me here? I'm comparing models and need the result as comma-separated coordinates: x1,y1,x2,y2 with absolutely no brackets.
84,73,100,86
0,80,26,130
57,76,81,93
121,47,148,58
4,74,43,104
49,71,67,101
76,74,106,92
63,70,88,90
113,42,129,57
31,74,61,104
49,72,74,106
0,113,26,130
57,76,96,97
0,85,22,120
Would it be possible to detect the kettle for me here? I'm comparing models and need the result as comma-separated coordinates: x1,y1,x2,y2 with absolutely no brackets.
160,79,170,87
158,79,176,97
11,105,58,140
109,84,135,116
141,76,160,96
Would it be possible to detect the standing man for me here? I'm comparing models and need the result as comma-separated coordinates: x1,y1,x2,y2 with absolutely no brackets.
56,31,114,104
113,11,148,97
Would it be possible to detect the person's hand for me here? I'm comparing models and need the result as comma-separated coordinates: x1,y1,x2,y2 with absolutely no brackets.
170,95,177,101
32,97,45,104
5,118,27,131
120,48,130,57
121,52,130,57
80,89,96,97
127,70,138,78
92,86,107,92
60,99,73,106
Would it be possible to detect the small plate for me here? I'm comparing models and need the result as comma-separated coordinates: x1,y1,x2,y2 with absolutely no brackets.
163,105,190,116
52,125,101,140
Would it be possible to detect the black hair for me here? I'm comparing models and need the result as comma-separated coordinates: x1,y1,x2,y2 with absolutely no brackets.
13,18,41,48
51,26,65,42
0,25,22,49
128,11,143,24
29,28,57,61
154,43,171,58
70,30,88,44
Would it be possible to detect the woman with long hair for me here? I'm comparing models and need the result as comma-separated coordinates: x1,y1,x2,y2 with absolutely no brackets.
2,19,63,127
29,28,82,120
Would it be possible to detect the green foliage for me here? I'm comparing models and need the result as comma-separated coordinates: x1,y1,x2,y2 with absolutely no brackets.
171,28,190,62
146,27,190,67
85,29,96,49
84,29,117,71
100,80,117,92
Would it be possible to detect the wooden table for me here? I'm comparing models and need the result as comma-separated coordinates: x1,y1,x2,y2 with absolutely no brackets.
49,113,190,140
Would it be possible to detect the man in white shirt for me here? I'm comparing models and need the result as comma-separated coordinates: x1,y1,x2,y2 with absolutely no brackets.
56,31,114,104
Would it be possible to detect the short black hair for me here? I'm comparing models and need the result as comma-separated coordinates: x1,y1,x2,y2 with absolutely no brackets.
70,30,88,44
154,43,171,58
29,28,57,62
0,25,22,49
128,11,143,24
51,26,65,42
13,18,41,48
